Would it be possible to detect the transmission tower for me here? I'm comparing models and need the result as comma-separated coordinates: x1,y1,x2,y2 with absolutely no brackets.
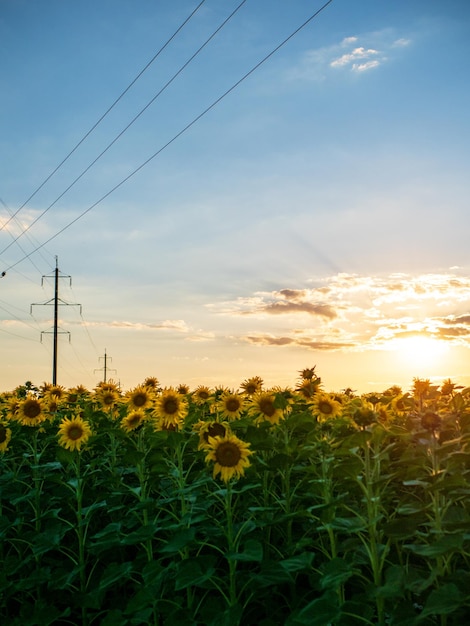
31,256,81,385
94,349,117,384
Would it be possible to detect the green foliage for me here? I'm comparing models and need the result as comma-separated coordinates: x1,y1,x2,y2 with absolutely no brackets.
2,377,470,624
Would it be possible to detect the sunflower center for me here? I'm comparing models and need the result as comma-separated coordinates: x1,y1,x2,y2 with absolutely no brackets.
207,423,226,439
318,401,333,415
23,400,41,418
215,442,242,467
0,425,7,443
68,425,84,441
198,391,210,400
163,398,178,415
128,414,142,427
259,398,276,417
133,393,147,407
226,398,241,412
103,394,115,405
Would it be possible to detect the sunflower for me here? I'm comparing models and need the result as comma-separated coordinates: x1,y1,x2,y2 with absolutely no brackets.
296,378,322,399
121,410,146,432
240,376,263,396
125,385,154,410
310,393,342,422
217,392,245,421
47,385,66,399
44,393,62,416
16,396,47,427
153,388,188,429
65,386,89,404
58,415,92,451
193,420,229,449
248,391,285,425
205,433,253,482
143,377,160,390
298,366,318,381
192,385,213,406
421,411,441,432
391,394,410,416
177,384,190,395
0,422,12,453
95,388,121,414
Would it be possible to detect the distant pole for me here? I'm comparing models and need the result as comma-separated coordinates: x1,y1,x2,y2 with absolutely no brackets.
53,258,59,385
31,256,81,386
94,349,116,384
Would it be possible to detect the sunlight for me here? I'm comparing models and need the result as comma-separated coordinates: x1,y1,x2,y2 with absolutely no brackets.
392,336,450,371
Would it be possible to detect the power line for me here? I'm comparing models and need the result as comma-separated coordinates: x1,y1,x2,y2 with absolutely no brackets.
2,0,335,274
0,197,51,274
0,0,248,258
0,0,208,234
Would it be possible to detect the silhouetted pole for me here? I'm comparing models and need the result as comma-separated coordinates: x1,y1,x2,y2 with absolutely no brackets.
94,349,116,383
31,256,81,385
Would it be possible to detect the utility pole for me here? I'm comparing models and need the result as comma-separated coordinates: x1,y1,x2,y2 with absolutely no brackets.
31,256,81,385
94,349,116,384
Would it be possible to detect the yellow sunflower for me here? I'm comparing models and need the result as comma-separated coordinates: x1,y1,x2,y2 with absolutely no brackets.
95,388,121,414
310,393,342,423
177,384,190,395
153,388,188,429
44,393,62,416
58,415,92,451
248,391,285,425
121,409,146,432
193,420,230,449
0,422,12,453
217,392,245,421
391,394,411,416
296,378,322,399
65,386,89,404
192,385,213,406
205,433,253,482
240,376,263,395
143,377,160,390
16,396,47,427
125,384,154,410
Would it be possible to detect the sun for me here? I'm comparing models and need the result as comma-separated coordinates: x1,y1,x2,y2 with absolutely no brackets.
392,335,449,371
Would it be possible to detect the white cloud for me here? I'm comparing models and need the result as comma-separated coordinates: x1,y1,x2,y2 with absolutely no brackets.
209,271,470,352
287,29,412,81
330,47,380,68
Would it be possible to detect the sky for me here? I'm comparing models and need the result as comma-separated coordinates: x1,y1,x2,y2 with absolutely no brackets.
1,0,470,394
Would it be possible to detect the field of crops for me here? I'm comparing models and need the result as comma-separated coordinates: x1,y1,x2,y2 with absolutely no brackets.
1,369,470,625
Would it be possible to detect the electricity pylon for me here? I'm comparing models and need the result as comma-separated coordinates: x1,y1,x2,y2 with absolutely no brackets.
94,349,117,384
31,256,81,385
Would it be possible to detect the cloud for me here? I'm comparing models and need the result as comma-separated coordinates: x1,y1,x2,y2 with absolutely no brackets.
81,319,191,332
287,30,411,81
210,271,470,353
330,46,380,69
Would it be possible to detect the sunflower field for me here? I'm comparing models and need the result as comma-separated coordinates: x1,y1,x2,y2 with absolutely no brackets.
2,370,470,625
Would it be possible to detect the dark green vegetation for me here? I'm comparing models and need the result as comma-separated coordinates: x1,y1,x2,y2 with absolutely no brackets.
2,378,470,624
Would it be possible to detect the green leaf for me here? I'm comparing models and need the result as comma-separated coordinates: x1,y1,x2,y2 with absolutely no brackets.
404,534,464,557
228,538,263,562
319,557,357,590
160,527,196,554
286,591,341,626
174,556,216,590
99,561,133,589
419,583,463,618
280,551,315,572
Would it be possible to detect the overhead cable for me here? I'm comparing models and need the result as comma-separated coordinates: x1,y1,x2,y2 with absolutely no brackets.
2,0,335,274
0,0,247,257
0,0,207,233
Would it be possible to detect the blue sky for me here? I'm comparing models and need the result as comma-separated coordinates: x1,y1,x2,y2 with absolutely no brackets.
1,0,470,393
